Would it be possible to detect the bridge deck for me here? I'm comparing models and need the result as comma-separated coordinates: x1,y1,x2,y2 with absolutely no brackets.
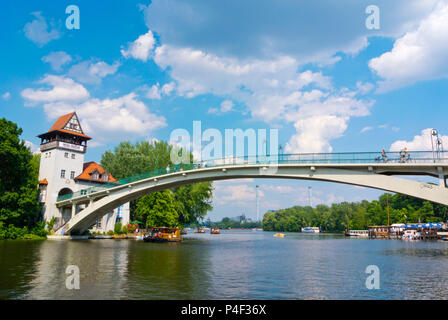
56,151,448,204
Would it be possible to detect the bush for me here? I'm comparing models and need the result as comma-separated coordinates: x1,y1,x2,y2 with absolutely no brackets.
114,222,122,234
121,225,128,234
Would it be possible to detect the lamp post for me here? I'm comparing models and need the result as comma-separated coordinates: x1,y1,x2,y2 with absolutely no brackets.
256,185,260,221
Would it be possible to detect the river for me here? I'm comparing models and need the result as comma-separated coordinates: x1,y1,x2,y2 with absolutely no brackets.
1,230,448,300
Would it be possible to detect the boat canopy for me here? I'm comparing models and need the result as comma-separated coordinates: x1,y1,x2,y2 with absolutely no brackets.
404,223,443,229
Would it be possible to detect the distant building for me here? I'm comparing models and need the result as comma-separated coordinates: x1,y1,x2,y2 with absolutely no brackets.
37,112,129,233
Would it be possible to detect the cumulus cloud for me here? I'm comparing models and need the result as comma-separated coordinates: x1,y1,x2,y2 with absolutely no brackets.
21,76,166,144
369,2,448,92
21,75,90,103
121,30,156,62
153,43,372,152
23,12,60,46
390,128,448,151
144,0,439,63
144,82,176,99
42,51,72,71
68,60,120,84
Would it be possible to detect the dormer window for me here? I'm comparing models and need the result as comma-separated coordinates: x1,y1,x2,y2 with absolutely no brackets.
92,172,99,180
102,174,109,182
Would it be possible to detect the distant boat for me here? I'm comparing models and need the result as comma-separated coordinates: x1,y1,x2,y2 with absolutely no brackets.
301,227,320,233
210,228,220,234
274,233,286,238
144,227,182,243
402,229,421,240
195,228,206,233
345,230,368,237
252,228,263,231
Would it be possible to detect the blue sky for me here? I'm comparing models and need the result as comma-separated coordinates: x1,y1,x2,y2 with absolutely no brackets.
2,0,448,220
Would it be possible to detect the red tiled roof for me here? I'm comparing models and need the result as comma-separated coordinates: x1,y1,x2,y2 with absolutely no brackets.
48,112,76,132
42,112,91,140
75,162,117,183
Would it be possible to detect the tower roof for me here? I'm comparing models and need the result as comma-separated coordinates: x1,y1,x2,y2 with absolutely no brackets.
38,112,91,140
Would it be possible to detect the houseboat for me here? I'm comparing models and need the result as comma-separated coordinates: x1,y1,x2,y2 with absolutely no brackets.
345,230,368,237
301,227,320,233
143,227,182,243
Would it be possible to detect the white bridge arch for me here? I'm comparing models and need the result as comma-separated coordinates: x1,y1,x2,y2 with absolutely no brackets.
55,151,448,234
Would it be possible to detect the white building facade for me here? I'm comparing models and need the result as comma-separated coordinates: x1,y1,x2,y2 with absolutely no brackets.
37,112,129,233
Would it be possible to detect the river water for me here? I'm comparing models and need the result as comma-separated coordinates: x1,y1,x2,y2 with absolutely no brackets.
1,230,448,300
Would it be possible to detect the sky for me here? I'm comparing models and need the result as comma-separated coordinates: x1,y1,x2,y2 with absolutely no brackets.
2,0,448,221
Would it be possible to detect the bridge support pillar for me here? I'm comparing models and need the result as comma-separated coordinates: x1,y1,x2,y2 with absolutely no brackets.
439,174,446,188
71,203,76,218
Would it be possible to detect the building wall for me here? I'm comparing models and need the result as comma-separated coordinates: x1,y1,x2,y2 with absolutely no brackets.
39,147,85,222
39,146,130,233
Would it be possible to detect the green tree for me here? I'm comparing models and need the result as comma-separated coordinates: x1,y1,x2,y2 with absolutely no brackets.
101,140,213,226
0,118,43,239
136,190,179,228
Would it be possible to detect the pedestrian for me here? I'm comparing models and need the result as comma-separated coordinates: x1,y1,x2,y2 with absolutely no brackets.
381,149,388,163
400,148,406,163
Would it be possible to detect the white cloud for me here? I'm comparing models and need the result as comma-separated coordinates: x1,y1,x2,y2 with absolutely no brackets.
68,60,120,84
390,128,448,151
121,30,156,62
42,51,72,71
2,92,11,100
152,43,372,153
369,2,448,92
21,76,166,144
144,82,176,99
23,12,60,47
146,84,161,99
145,0,440,63
361,126,373,133
220,100,234,113
21,75,89,103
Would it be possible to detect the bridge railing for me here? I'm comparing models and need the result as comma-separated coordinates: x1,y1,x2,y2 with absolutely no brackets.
56,150,448,203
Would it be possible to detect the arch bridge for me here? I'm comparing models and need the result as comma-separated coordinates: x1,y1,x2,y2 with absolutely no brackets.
55,151,448,234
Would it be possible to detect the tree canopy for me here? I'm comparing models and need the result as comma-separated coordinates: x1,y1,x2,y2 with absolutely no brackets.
0,118,44,239
262,193,448,232
101,140,213,227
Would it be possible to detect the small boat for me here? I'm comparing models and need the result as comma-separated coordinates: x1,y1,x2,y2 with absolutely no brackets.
274,233,286,238
252,228,263,231
301,227,320,233
402,229,421,240
195,228,206,233
144,227,182,243
112,235,128,239
210,228,220,234
135,235,144,240
345,230,368,237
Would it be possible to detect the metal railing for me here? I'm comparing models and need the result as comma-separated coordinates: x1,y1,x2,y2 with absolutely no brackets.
56,151,448,203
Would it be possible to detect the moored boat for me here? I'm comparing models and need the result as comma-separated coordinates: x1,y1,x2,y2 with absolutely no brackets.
210,228,220,234
144,227,182,243
345,230,368,237
402,229,421,240
301,227,320,233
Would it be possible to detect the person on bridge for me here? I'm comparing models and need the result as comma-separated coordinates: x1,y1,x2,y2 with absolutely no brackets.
381,149,388,163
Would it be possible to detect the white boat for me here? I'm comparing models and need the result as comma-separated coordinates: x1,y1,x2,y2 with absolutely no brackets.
301,227,320,233
345,230,368,237
402,229,421,240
